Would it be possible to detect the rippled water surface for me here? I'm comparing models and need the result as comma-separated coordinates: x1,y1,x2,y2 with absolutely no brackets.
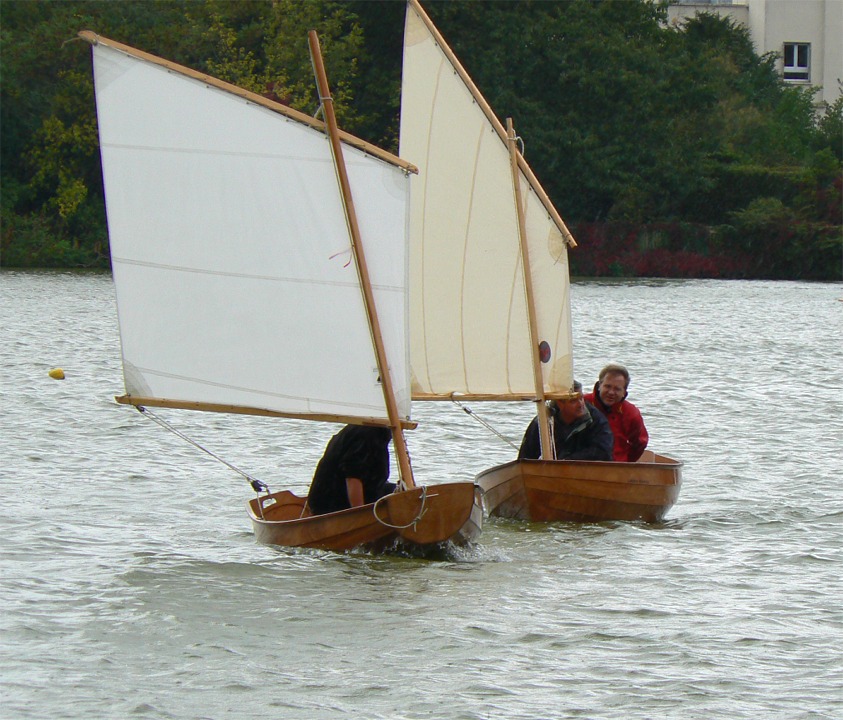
2,271,841,719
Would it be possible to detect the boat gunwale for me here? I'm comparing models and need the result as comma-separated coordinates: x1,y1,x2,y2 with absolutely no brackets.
476,454,684,477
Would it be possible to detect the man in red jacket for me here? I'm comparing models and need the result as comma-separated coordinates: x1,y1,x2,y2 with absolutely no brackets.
584,364,649,462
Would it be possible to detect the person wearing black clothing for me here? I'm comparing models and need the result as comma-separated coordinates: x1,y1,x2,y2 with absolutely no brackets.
518,381,614,461
306,425,396,515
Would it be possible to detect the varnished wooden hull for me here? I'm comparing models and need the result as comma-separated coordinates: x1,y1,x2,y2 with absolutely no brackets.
247,482,483,552
476,451,682,523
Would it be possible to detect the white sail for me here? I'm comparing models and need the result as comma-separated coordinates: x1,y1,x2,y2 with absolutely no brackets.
400,1,575,400
92,41,411,422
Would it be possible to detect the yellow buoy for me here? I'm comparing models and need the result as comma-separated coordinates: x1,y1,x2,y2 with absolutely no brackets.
48,368,65,380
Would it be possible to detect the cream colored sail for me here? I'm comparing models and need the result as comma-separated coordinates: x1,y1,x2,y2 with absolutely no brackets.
90,39,412,424
400,0,575,401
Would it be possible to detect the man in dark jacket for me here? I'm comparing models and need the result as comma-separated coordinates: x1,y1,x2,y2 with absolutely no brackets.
518,381,614,461
306,425,396,515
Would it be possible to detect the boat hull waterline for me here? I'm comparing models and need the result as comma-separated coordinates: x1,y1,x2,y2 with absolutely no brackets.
248,482,483,552
476,452,682,523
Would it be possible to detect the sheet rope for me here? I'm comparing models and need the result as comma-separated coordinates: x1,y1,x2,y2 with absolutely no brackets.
449,395,520,450
133,406,269,494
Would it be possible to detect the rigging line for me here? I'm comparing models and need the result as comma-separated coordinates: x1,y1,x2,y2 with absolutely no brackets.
133,406,269,493
449,395,520,451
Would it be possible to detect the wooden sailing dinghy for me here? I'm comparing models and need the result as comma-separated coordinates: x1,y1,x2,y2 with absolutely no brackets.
475,452,681,524
399,0,681,523
84,29,481,551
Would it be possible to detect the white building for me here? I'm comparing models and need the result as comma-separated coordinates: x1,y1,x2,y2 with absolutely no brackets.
667,0,842,106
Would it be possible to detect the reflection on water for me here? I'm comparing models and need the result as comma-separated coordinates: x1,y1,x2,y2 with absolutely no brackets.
1,270,841,720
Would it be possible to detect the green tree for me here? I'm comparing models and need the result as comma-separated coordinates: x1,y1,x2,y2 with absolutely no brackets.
1,0,373,267
2,0,839,276
422,0,685,221
815,93,843,160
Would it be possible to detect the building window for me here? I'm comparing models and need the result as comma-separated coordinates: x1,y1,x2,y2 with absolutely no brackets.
783,43,810,82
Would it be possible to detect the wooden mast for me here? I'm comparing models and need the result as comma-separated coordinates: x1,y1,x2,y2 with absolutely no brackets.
308,31,416,489
507,118,553,459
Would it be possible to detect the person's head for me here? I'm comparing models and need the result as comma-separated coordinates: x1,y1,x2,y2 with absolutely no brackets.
555,380,587,424
596,363,630,408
